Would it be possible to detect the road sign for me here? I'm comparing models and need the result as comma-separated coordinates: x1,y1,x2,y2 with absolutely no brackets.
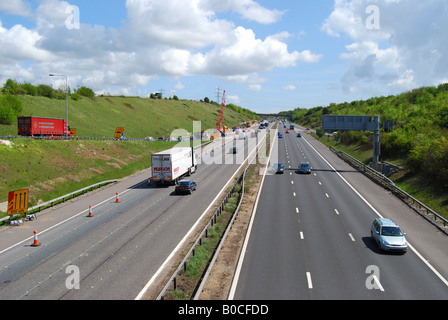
114,127,124,139
7,189,29,216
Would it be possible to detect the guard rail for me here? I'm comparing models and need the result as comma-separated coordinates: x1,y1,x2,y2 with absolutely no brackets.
0,179,118,224
330,147,448,227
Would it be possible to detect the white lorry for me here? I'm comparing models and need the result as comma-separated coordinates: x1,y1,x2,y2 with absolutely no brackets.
150,147,198,185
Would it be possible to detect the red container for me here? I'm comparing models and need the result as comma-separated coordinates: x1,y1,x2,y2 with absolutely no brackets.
18,117,69,136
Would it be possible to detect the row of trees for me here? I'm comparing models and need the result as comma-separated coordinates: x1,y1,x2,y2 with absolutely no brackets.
2,79,95,100
290,83,448,185
0,79,96,125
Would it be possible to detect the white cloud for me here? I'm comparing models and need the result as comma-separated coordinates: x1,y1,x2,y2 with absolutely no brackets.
0,0,32,16
199,0,285,24
0,21,55,64
0,0,321,97
283,85,296,91
323,0,448,95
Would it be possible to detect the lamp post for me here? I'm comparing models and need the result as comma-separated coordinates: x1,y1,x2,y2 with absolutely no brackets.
49,74,69,137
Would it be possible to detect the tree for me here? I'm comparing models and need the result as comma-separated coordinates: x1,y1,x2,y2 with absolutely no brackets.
0,94,23,124
2,79,19,95
204,97,210,103
37,84,55,98
75,86,95,98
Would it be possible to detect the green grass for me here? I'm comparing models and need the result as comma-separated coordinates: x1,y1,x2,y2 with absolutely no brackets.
315,133,448,219
0,95,247,138
0,95,250,216
0,139,178,216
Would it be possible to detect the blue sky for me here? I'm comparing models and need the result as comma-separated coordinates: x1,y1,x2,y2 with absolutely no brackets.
1,0,447,114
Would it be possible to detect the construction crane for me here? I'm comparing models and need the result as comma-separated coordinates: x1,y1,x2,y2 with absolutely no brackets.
216,90,226,133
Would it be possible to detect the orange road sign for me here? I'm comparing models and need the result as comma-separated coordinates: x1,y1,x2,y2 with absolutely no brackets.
7,189,29,216
114,127,124,139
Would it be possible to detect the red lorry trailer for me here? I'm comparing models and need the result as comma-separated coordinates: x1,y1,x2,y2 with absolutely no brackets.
18,117,70,137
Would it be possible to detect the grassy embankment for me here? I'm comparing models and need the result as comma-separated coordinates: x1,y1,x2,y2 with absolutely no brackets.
290,84,448,219
0,95,250,217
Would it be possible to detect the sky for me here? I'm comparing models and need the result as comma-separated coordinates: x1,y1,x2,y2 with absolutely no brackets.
1,0,447,114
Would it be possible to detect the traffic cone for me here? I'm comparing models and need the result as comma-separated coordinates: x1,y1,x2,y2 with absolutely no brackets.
115,192,120,203
31,230,40,247
87,205,93,217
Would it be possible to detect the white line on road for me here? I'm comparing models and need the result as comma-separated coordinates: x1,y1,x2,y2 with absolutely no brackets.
306,272,313,289
301,135,448,288
348,233,355,242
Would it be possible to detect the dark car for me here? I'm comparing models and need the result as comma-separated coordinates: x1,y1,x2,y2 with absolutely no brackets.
278,133,283,138
297,133,302,137
175,180,197,195
230,147,237,154
274,163,284,174
298,162,311,174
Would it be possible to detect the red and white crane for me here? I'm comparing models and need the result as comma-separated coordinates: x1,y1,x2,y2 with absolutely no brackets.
216,90,226,132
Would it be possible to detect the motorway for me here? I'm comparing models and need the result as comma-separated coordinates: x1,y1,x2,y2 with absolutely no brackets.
230,124,448,300
0,128,267,300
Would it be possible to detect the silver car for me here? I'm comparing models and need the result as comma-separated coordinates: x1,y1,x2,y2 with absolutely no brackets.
371,218,408,253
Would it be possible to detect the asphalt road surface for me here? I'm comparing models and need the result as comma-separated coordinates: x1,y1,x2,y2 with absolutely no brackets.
0,128,268,300
230,124,448,300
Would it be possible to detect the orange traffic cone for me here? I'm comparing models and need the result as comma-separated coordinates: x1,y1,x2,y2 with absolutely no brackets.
115,192,120,203
31,230,40,247
87,205,93,217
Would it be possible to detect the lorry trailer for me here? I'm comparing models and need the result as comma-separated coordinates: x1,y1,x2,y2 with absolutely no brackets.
151,147,198,185
18,117,70,137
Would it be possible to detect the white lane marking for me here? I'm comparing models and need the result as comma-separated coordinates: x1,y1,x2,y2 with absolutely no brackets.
228,129,278,300
348,233,355,242
334,209,340,215
300,232,304,240
306,272,313,289
301,135,448,288
0,187,135,255
296,208,299,213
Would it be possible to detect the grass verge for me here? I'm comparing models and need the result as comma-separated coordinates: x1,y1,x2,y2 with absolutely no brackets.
163,187,241,300
314,133,448,220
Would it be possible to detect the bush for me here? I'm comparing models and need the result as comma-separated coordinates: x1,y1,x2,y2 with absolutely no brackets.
20,82,38,96
37,84,55,98
71,93,82,101
2,79,19,95
75,86,95,98
0,94,23,124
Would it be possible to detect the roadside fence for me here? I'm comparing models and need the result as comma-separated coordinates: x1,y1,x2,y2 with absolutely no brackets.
0,179,118,225
330,146,448,227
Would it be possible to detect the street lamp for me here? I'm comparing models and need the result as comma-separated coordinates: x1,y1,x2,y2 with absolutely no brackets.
49,74,69,137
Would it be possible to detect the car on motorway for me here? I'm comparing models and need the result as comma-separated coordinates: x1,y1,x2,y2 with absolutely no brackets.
175,180,197,195
278,133,283,138
273,162,284,174
230,147,237,154
297,133,301,138
285,130,290,134
298,162,311,174
371,218,407,253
